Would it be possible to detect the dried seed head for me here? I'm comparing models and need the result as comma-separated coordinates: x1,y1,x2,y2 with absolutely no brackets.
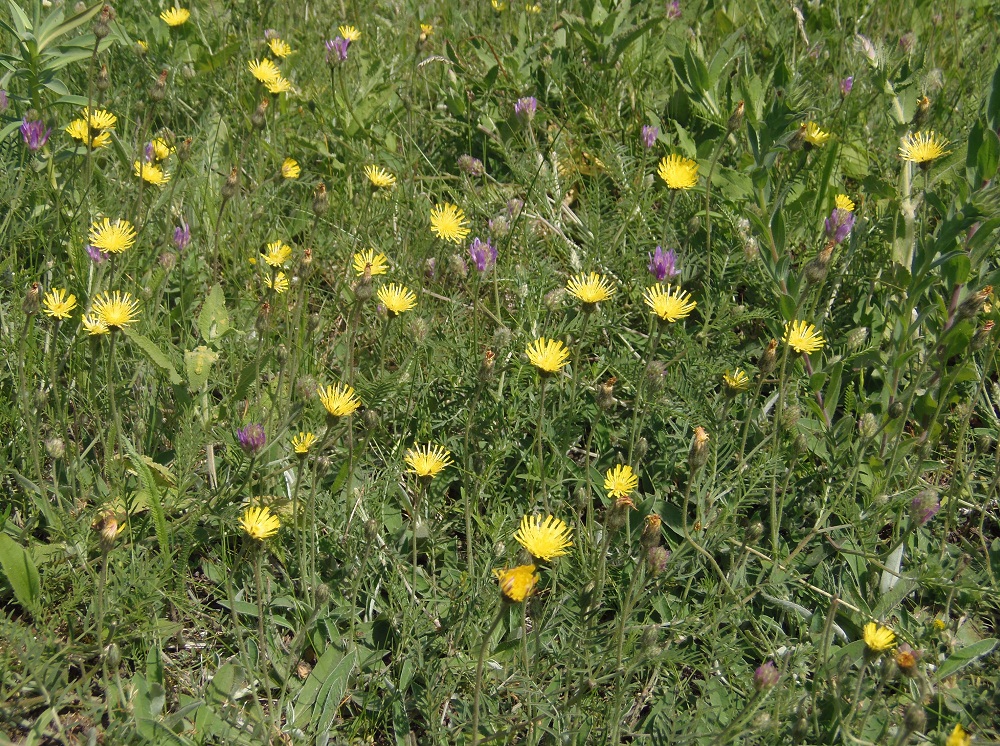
221,166,240,199
23,282,41,315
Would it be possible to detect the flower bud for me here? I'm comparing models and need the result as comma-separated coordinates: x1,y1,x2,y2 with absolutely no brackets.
105,642,121,668
646,545,669,576
727,100,745,133
634,437,649,465
353,271,375,302
312,183,329,216
971,320,995,352
457,154,485,177
596,378,616,411
894,643,921,677
251,99,269,130
753,661,779,691
640,514,662,550
23,282,41,315
315,583,331,605
804,244,835,284
912,95,931,128
479,349,496,384
362,409,380,432
846,326,869,350
448,253,468,279
96,65,111,92
688,427,710,473
295,374,318,400
640,625,661,656
45,436,66,460
93,5,114,39
645,360,666,394
858,412,878,438
544,287,566,309
957,285,991,321
177,137,192,162
606,496,634,533
149,69,168,102
903,705,926,734
910,489,940,526
888,401,904,419
221,166,239,199
758,339,778,376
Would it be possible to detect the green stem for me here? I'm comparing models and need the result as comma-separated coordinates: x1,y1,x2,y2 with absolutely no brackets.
471,607,506,746
627,323,662,465
535,378,549,513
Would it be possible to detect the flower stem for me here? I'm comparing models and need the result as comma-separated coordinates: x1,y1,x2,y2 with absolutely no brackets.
471,607,505,746
535,378,549,513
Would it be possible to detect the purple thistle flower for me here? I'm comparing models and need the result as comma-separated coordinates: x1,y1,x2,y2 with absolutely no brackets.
468,237,497,272
754,662,779,691
641,125,659,149
648,246,679,281
666,1,681,20
457,154,485,177
824,208,855,245
20,119,50,151
514,96,537,122
237,423,267,456
910,489,940,527
840,76,854,97
144,142,156,162
173,219,191,250
86,245,109,264
325,37,350,63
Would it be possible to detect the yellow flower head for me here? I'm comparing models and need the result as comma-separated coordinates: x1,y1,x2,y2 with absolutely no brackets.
82,315,110,336
604,464,639,499
657,154,699,190
492,0,506,10
722,369,750,393
249,58,281,84
264,271,289,294
339,25,361,42
89,218,136,254
835,194,855,212
493,564,539,602
862,622,896,653
281,158,300,179
429,202,471,243
514,514,573,561
151,137,173,161
82,107,117,130
419,24,433,36
134,160,169,186
899,131,951,166
91,291,141,331
42,288,78,320
365,164,396,189
268,37,293,58
643,284,696,322
353,249,389,276
377,283,417,315
65,119,111,149
404,443,453,479
566,272,615,306
784,320,825,355
525,337,570,374
317,382,361,418
265,76,292,94
801,121,831,147
240,505,280,540
291,431,317,455
160,7,190,26
525,3,541,12
262,240,292,267
947,725,971,746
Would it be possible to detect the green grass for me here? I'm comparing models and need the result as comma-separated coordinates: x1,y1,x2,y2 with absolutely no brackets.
2,0,1000,743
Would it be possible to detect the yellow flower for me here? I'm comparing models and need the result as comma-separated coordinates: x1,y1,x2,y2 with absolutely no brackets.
42,288,78,320
429,202,470,243
722,369,750,393
264,272,289,294
899,131,951,166
89,218,136,254
353,249,389,276
365,164,396,189
404,443,453,479
566,272,615,306
91,291,141,330
862,622,896,653
525,3,541,12
151,137,172,161
419,24,433,36
657,154,699,190
160,7,190,26
268,37,293,58
947,725,971,746
262,240,292,267
604,464,638,499
377,283,417,315
525,337,570,374
291,431,317,455
514,514,573,561
240,505,280,540
65,119,111,149
248,58,281,84
339,25,361,42
493,565,539,602
835,193,855,212
281,158,300,179
643,284,696,322
784,320,825,354
932,618,947,630
317,382,361,418
801,121,831,147
137,40,148,52
491,0,506,9
134,160,169,186
82,107,117,130
82,315,109,336
265,76,292,94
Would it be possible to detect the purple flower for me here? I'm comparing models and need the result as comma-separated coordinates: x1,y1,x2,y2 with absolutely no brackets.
144,142,156,162
263,28,278,39
641,125,659,149
325,37,350,63
20,119,50,151
824,208,855,245
173,220,191,250
468,237,497,272
86,245,109,264
754,662,779,691
666,1,681,20
840,76,854,97
457,154,485,177
237,423,266,456
910,489,940,526
647,246,679,281
514,96,537,122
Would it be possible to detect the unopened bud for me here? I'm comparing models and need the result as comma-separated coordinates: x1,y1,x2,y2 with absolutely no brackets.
479,349,496,383
858,412,878,438
640,514,662,550
312,183,329,216
45,437,66,460
645,361,666,394
957,285,991,321
251,99,269,130
596,378,616,411
789,124,806,151
409,316,429,344
295,374,317,400
758,339,778,376
149,69,168,102
634,437,648,464
912,96,931,128
94,511,121,552
646,545,669,576
910,488,940,526
606,495,634,532
903,705,926,734
96,65,111,92
753,661,780,691
846,326,869,350
640,625,660,655
448,253,468,279
353,272,375,302
105,642,121,668
804,243,834,284
888,401,904,419
971,320,995,352
362,409,379,432
727,100,745,133
315,583,331,605
93,5,114,39
686,215,701,236
688,427,710,473
221,166,239,199
544,287,566,309
23,282,41,314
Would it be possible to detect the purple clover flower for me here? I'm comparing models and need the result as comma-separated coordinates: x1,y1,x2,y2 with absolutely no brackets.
457,154,485,177
173,220,191,250
20,119,50,151
237,423,267,455
514,96,537,122
325,37,350,63
86,245,109,264
824,208,855,245
666,1,681,20
754,662,779,691
840,76,854,97
648,246,679,281
264,28,278,39
641,125,659,149
910,490,940,526
468,237,497,273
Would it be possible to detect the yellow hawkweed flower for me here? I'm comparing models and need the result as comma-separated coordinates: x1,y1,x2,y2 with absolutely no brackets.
377,283,417,315
82,315,110,336
429,202,470,243
525,337,570,374
722,369,750,393
91,291,141,331
657,154,699,190
339,25,361,42
160,7,190,26
240,505,280,540
835,194,855,212
514,514,573,561
89,218,136,254
947,725,971,746
291,432,317,455
317,382,361,418
151,137,172,161
643,284,697,322
265,76,292,94
492,0,506,10
42,288,78,320
419,24,433,36
268,37,293,58
566,272,615,306
248,58,281,84
404,443,453,479
134,160,169,186
899,131,951,166
801,121,831,147
264,272,289,293
353,249,389,276
525,3,541,12
65,119,111,149
82,108,117,130
862,622,895,653
604,464,639,499
262,240,292,267
493,565,539,602
281,158,300,179
365,164,396,189
784,320,825,354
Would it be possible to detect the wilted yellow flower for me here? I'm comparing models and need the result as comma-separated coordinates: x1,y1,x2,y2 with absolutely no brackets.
604,464,638,499
377,283,417,315
722,369,750,393
248,58,281,84
493,564,539,602
262,240,292,267
264,272,289,294
862,622,896,653
65,119,111,149
42,288,78,320
514,514,573,561
365,164,396,189
240,505,280,540
899,131,950,166
134,160,169,186
643,284,696,322
160,7,190,26
404,443,453,479
566,272,615,306
281,158,300,179
801,121,831,147
429,202,470,243
525,3,541,12
525,337,570,374
268,37,293,58
317,382,361,418
491,0,506,9
339,25,361,42
835,194,855,212
91,291,141,331
89,218,136,254
291,431,317,455
353,249,388,276
784,320,825,354
657,154,699,189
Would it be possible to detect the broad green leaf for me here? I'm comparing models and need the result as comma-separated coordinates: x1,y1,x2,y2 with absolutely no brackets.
0,534,40,610
197,285,230,345
126,332,184,385
934,638,998,680
185,346,219,391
